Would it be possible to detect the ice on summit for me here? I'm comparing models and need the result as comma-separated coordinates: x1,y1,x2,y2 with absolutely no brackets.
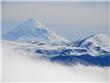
74,34,110,56
3,18,70,45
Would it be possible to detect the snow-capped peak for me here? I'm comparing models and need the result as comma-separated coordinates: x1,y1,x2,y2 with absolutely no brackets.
23,18,47,30
75,34,110,56
3,18,70,45
81,34,109,49
23,18,37,25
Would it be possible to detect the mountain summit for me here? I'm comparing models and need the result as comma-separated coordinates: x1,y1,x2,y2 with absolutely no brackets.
3,18,70,45
74,34,110,55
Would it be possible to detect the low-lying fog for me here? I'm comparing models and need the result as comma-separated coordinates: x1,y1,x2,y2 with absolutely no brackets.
2,42,109,82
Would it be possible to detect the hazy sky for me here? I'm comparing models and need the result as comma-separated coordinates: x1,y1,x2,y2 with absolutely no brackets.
2,2,109,41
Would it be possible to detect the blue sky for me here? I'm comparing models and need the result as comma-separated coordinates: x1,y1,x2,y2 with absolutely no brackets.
2,2,109,41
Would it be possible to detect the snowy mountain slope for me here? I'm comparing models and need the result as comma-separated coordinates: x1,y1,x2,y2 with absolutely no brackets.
18,45,89,57
3,18,70,45
2,40,110,67
14,40,109,59
11,41,84,57
50,54,110,66
74,34,110,56
2,40,90,58
5,33,110,58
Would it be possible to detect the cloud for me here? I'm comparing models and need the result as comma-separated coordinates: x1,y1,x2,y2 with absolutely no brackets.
2,41,109,82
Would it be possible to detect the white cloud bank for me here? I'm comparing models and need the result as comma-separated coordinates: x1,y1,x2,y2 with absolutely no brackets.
2,41,110,82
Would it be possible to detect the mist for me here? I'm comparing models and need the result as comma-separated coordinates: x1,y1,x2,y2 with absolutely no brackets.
2,41,109,82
